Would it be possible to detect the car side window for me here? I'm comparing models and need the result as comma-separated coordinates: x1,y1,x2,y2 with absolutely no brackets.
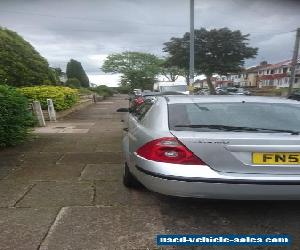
133,102,153,121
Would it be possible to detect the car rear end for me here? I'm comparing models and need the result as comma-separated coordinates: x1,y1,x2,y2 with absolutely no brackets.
131,96,300,200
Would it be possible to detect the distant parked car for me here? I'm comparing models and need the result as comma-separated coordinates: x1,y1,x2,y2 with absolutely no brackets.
216,88,228,95
216,87,251,96
129,91,184,111
196,89,210,95
288,91,300,101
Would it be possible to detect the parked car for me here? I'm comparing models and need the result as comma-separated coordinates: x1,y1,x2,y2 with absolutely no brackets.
129,91,184,111
121,95,300,200
288,91,300,101
153,82,189,94
215,88,228,95
196,89,210,95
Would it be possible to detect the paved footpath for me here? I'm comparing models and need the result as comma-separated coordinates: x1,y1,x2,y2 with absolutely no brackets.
1,95,300,250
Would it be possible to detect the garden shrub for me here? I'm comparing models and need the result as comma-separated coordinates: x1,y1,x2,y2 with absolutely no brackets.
0,85,35,147
19,85,79,111
90,85,113,98
78,87,94,95
65,78,81,88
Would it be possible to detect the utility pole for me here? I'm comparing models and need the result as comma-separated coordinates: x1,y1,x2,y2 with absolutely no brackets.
288,28,300,95
189,0,195,87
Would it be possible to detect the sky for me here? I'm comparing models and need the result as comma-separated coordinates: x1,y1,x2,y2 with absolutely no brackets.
0,0,299,86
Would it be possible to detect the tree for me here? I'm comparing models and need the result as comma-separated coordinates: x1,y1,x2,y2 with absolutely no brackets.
0,27,56,86
65,78,81,88
162,38,191,84
66,59,90,88
102,52,162,90
160,59,185,82
163,28,258,93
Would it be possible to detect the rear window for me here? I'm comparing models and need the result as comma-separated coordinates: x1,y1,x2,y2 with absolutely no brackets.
168,102,300,132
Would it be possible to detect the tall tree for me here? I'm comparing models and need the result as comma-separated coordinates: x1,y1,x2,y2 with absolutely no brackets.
160,59,185,82
0,27,56,86
102,52,161,90
163,28,258,93
66,59,90,88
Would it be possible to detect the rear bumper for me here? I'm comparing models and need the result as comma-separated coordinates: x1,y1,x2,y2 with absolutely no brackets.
131,153,300,199
135,167,300,200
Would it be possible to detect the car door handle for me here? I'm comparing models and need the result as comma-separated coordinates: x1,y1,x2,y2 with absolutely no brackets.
123,128,129,132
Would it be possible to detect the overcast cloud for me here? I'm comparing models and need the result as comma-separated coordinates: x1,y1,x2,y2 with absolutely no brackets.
0,0,299,86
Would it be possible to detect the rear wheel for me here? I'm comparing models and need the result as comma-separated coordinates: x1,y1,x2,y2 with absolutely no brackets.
123,163,141,188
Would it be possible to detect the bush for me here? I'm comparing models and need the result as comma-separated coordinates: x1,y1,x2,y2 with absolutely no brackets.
78,87,94,95
65,78,81,88
0,85,35,147
90,85,113,97
115,85,131,94
19,85,79,111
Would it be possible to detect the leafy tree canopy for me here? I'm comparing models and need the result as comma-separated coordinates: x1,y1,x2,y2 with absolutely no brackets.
66,59,90,88
160,59,186,82
65,78,81,88
102,52,162,90
163,28,258,92
0,27,56,86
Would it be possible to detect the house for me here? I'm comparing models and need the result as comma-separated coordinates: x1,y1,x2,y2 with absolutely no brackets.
258,59,300,88
225,62,269,87
193,76,233,89
244,62,271,87
226,72,247,87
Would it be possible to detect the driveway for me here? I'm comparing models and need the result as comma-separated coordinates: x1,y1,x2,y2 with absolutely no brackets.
0,95,299,250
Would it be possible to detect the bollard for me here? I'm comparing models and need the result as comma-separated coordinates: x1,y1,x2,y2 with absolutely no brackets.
93,94,97,103
32,101,46,127
47,99,56,122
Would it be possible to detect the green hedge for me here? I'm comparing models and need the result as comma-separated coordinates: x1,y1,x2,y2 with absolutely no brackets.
19,85,79,111
0,85,35,147
89,85,113,97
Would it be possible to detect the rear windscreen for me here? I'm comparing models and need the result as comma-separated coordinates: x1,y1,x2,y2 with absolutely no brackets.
168,102,300,132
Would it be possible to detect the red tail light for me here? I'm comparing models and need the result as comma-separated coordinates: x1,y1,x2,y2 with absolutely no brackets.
134,97,144,106
136,137,206,165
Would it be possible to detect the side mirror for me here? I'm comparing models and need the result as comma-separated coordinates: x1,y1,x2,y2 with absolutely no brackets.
116,108,129,112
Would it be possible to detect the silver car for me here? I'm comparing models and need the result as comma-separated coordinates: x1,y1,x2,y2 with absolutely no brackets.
122,95,300,200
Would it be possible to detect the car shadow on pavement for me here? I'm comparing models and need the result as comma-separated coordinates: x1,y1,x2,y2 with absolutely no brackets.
152,194,300,250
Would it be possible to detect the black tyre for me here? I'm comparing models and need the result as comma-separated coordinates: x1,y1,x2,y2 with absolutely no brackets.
123,163,141,188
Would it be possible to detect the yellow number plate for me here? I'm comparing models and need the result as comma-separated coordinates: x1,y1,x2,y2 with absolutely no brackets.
252,153,300,165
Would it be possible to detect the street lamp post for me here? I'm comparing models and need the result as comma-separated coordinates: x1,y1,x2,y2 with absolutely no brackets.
189,0,195,87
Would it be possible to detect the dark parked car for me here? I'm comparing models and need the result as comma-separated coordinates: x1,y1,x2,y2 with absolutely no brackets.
288,91,300,101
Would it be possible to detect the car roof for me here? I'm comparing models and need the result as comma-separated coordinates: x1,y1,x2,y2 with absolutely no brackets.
163,95,300,105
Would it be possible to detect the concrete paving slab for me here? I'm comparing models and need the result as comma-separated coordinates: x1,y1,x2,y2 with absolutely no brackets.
78,134,123,146
94,180,159,206
16,182,94,208
21,152,63,165
0,154,24,180
5,164,85,181
58,152,122,164
34,122,95,134
0,208,59,250
39,206,166,250
80,164,122,181
41,143,97,153
0,181,33,207
34,127,90,134
94,144,122,152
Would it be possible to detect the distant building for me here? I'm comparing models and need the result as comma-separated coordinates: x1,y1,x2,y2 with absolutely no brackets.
193,76,233,88
258,59,300,88
192,59,300,89
226,72,247,87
